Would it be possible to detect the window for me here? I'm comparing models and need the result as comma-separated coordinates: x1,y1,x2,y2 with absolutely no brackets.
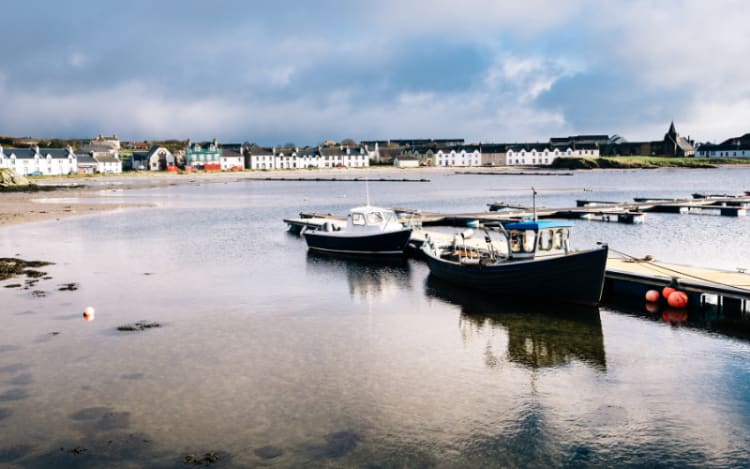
509,231,522,252
539,230,553,251
523,230,536,252
366,212,384,225
352,213,365,225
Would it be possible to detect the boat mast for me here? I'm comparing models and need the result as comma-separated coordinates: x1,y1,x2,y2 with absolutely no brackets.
532,187,537,221
365,177,371,206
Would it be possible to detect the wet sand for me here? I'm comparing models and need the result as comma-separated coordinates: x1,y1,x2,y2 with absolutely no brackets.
0,167,480,227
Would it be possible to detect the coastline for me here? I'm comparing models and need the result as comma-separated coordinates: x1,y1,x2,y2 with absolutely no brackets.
0,167,444,227
2,164,747,228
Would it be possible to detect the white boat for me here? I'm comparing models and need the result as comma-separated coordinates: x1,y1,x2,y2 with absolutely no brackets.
302,205,413,255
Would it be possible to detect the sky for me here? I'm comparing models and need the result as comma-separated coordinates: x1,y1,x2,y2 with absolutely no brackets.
1,0,749,145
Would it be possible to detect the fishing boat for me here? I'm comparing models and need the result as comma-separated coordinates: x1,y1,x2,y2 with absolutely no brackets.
302,205,412,255
421,219,608,305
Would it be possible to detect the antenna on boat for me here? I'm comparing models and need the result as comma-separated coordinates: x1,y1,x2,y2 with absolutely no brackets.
531,187,537,221
365,177,371,206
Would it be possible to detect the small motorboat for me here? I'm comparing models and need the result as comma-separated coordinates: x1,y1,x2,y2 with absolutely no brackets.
303,205,412,256
421,220,608,306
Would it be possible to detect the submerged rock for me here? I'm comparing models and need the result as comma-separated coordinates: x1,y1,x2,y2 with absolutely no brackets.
117,321,161,332
254,445,284,460
184,451,221,465
0,258,53,281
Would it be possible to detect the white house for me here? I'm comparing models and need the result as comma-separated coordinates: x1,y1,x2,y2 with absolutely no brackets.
220,147,244,170
0,145,77,175
505,145,556,166
434,145,482,167
695,143,750,158
247,144,370,170
130,146,174,171
393,155,420,168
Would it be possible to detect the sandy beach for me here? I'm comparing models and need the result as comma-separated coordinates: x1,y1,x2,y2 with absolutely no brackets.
0,167,467,227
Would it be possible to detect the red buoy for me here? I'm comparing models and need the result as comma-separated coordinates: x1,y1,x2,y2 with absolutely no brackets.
662,286,676,299
667,290,688,309
645,289,660,302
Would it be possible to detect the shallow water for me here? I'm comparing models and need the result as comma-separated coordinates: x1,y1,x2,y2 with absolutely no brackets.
1,168,749,467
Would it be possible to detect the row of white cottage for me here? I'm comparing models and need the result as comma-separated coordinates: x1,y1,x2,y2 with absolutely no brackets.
0,145,122,176
424,145,599,167
0,142,603,176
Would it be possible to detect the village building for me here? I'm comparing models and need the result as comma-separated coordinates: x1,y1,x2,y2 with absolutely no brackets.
246,144,369,170
220,147,244,170
393,154,420,168
695,133,750,157
506,144,558,166
434,145,482,167
76,134,123,173
0,145,77,175
129,146,175,171
603,122,695,156
479,144,509,166
185,139,221,169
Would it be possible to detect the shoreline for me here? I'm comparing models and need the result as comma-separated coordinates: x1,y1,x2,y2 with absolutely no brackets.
2,165,748,228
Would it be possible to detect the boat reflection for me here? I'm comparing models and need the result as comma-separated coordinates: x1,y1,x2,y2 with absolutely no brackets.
425,277,606,371
305,251,412,302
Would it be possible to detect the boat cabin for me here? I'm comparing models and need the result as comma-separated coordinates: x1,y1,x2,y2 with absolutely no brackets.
503,220,573,259
346,205,403,233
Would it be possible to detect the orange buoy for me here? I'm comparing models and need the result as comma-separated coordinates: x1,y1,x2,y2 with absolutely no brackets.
645,289,660,302
645,302,660,314
662,286,676,299
83,306,95,321
667,291,688,309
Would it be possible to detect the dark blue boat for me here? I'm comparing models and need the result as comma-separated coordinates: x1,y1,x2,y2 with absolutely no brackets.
303,205,412,256
421,220,608,306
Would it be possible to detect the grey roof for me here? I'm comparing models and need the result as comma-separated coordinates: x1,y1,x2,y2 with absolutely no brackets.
96,154,120,163
77,153,97,164
479,144,510,153
2,147,74,159
247,144,274,155
221,148,242,157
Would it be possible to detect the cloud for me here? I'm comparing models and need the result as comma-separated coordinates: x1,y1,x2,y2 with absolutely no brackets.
1,1,748,143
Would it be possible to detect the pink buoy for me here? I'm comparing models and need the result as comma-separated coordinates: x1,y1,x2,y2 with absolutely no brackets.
645,289,660,302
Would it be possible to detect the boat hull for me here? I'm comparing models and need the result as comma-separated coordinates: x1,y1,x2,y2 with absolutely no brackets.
424,245,609,306
303,228,412,255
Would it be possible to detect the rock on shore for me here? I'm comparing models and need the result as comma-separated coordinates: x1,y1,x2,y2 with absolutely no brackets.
0,169,30,187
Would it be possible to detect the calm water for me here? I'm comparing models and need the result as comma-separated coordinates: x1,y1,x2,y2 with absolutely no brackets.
1,168,749,467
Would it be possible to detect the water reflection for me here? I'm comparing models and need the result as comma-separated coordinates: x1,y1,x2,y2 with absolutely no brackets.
425,277,606,371
305,251,411,302
605,296,750,341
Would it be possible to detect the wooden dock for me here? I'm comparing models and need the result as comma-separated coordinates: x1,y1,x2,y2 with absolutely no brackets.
605,257,750,313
